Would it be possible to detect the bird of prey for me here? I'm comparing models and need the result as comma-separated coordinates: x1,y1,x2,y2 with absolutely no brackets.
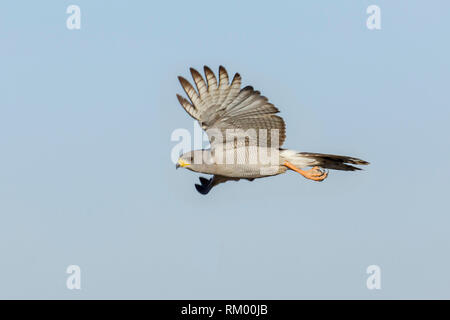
175,66,369,194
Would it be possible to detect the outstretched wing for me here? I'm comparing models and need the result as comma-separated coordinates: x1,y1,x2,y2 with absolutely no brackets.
176,66,286,148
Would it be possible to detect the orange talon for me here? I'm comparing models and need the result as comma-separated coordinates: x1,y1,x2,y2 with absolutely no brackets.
284,161,328,182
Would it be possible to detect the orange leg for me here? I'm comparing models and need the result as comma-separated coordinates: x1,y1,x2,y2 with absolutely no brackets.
283,161,328,182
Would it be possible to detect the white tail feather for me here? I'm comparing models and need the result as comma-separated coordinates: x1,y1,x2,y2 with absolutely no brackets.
280,149,316,168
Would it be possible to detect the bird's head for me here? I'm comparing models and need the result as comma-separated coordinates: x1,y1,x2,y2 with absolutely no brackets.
176,150,213,172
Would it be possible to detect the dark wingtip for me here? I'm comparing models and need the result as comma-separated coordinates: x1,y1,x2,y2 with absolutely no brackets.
190,67,201,77
204,66,213,74
195,184,209,195
199,177,210,186
178,76,189,86
176,93,184,103
195,177,212,195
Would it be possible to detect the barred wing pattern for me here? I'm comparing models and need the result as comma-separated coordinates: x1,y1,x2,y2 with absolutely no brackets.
176,66,286,148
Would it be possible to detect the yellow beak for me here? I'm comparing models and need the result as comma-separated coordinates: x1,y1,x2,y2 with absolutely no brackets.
177,158,190,168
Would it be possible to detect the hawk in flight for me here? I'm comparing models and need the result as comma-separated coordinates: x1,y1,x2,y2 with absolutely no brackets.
175,66,369,194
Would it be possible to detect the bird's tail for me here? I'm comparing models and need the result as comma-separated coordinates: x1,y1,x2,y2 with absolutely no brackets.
280,149,369,171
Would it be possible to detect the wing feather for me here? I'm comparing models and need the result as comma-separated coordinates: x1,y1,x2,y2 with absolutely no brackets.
178,76,204,110
190,68,208,100
217,66,230,106
176,66,286,147
176,94,198,119
223,73,242,107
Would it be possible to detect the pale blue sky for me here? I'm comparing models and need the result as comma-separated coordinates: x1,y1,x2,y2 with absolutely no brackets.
0,1,449,299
